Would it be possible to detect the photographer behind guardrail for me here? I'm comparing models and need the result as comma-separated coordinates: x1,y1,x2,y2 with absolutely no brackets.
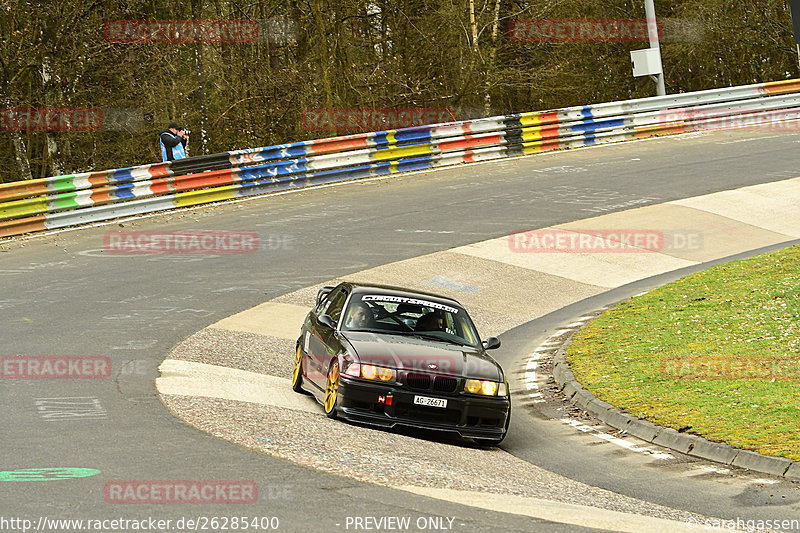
158,122,190,162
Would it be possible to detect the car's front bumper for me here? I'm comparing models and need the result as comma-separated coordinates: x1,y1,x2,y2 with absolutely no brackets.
337,376,510,439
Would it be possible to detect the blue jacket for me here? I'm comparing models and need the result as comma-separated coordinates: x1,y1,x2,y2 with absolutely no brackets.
159,130,187,162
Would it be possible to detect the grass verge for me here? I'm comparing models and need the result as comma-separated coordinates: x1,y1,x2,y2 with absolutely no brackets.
566,245,800,460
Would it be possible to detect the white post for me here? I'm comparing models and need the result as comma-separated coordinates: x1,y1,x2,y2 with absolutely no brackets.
644,0,666,96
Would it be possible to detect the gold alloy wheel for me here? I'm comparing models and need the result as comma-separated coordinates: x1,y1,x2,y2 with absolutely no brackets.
291,345,303,388
324,360,340,416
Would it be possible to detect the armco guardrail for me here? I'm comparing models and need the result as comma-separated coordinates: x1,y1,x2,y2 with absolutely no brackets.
3,79,800,238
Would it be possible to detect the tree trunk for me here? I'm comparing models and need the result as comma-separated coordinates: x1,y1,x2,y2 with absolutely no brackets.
312,0,335,108
484,0,501,116
10,131,33,181
191,0,210,155
3,96,34,180
468,0,479,53
41,56,64,177
45,133,64,177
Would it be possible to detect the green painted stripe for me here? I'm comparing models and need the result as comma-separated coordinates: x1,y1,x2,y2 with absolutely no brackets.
49,192,80,210
49,175,78,193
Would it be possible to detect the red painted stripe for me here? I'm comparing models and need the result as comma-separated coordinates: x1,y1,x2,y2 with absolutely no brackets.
463,150,475,163
762,79,800,95
539,111,560,124
90,187,112,204
88,171,110,188
149,177,174,195
172,169,234,191
439,134,501,151
0,215,47,237
0,181,49,202
148,163,170,178
308,137,370,154
539,138,561,151
539,125,561,139
636,123,687,137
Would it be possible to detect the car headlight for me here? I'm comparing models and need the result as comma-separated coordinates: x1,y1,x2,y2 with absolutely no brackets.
361,365,395,383
465,379,505,396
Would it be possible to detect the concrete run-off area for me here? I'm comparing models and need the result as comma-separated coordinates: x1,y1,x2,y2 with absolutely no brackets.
157,177,800,529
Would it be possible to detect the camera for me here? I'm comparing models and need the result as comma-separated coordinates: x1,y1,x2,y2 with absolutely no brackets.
182,129,191,136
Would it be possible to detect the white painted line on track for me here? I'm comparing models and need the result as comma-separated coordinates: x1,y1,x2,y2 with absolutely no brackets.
695,465,731,475
751,479,781,485
561,419,673,460
523,350,546,404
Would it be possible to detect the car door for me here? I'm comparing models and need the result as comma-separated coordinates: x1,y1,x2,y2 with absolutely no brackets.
307,287,348,390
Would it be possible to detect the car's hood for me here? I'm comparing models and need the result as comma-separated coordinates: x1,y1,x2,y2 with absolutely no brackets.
341,331,502,381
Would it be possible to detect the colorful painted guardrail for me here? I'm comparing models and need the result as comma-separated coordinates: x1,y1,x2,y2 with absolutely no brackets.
2,79,800,238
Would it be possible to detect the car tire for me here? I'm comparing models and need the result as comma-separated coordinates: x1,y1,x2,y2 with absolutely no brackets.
324,359,340,419
291,344,305,393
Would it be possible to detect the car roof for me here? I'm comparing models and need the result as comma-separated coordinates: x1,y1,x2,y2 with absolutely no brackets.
342,282,464,308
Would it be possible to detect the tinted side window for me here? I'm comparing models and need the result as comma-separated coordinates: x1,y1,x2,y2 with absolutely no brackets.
314,289,334,314
324,290,348,323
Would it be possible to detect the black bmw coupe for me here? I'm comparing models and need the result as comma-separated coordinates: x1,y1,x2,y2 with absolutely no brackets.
292,282,510,445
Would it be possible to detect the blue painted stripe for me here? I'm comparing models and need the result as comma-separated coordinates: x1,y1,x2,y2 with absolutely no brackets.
108,168,135,184
112,183,136,199
393,129,433,144
571,118,625,133
396,156,434,172
236,159,307,182
581,106,593,119
373,132,391,146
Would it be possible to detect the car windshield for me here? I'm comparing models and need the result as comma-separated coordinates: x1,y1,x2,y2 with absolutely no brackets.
341,293,481,348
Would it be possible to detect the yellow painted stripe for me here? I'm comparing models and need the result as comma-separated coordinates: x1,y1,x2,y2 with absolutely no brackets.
519,112,542,127
521,146,545,155
373,144,432,161
0,196,49,221
174,186,237,207
521,128,544,142
386,131,397,145
388,161,399,173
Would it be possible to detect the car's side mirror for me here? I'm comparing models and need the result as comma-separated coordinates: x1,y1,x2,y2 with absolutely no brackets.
318,314,336,329
482,337,501,350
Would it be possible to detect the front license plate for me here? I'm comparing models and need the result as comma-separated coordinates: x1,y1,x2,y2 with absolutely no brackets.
413,395,447,408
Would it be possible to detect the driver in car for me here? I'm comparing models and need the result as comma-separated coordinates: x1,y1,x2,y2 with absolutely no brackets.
415,312,444,332
346,302,374,329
